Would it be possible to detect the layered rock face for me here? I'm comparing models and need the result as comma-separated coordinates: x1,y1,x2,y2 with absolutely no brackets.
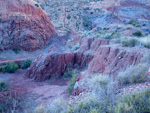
24,52,93,81
24,38,145,81
0,0,55,51
88,47,142,75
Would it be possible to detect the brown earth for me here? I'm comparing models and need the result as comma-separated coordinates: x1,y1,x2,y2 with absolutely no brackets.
0,70,69,105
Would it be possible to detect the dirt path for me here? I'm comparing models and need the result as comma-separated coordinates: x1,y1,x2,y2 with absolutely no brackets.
0,70,69,106
0,56,37,66
0,57,34,63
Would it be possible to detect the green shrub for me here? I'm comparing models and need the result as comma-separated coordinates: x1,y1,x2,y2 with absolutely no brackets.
67,97,106,113
67,74,77,94
63,68,78,78
34,105,45,113
67,15,71,19
142,24,146,26
35,4,39,7
144,41,150,49
46,98,67,113
128,19,140,27
103,27,109,30
45,88,150,113
0,92,23,113
82,17,92,30
71,44,80,51
122,38,139,47
118,63,148,85
13,47,20,54
115,89,150,113
21,59,32,69
3,62,18,73
90,74,109,89
126,27,132,30
0,82,7,91
133,31,143,37
114,102,135,113
66,92,115,113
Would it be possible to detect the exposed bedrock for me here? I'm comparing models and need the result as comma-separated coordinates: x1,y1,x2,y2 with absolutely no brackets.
24,52,93,81
88,46,143,75
24,38,145,81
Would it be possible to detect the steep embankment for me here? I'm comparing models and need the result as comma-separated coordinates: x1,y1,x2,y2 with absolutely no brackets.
0,0,55,51
24,38,146,81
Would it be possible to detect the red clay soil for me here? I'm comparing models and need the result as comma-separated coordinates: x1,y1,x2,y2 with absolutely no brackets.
0,70,69,105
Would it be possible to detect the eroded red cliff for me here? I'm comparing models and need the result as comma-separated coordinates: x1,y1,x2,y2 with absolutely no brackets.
0,0,55,51
24,38,145,81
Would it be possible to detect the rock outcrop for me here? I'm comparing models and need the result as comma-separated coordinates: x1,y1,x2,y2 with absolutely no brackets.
24,38,145,81
0,0,55,51
24,52,93,81
88,46,143,75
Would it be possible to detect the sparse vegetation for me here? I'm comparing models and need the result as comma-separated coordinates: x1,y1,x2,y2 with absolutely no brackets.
128,19,140,27
67,74,77,94
21,59,32,69
118,63,149,85
13,47,20,54
0,81,7,91
122,38,139,47
35,4,39,7
89,74,109,89
1,1,150,112
0,92,23,113
46,98,68,113
138,36,150,49
67,15,71,19
32,68,150,113
114,89,150,113
34,105,45,113
133,30,143,37
2,62,18,73
82,17,92,30
63,68,78,78
126,27,132,30
44,88,150,113
112,35,150,49
67,96,111,113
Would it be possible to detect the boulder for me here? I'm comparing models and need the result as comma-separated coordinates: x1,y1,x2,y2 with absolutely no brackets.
0,0,55,51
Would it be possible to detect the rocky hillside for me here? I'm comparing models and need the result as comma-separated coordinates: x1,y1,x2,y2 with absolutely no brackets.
1,0,150,113
24,38,148,81
0,0,55,51
34,0,150,33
